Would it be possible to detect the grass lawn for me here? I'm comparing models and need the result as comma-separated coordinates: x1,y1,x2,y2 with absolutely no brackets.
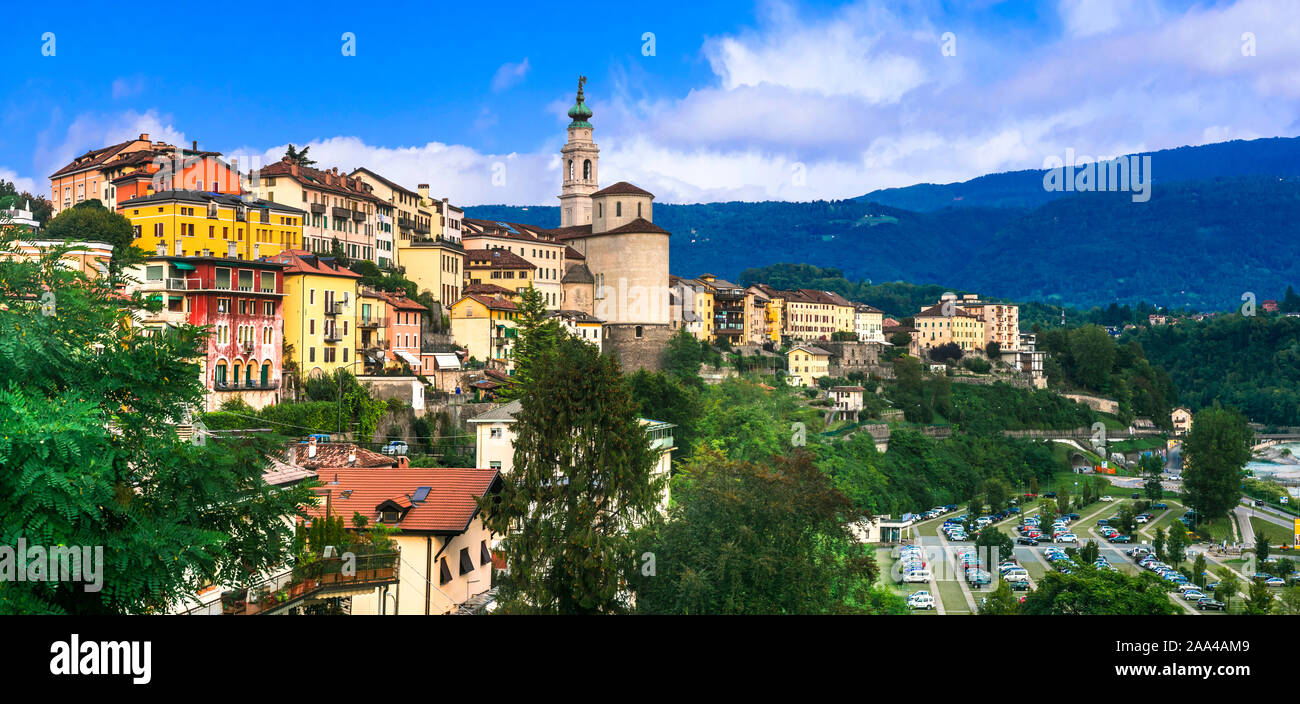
1250,517,1297,548
1198,516,1234,543
934,576,971,614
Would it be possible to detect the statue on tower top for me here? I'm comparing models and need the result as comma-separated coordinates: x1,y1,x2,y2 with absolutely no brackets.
568,75,593,128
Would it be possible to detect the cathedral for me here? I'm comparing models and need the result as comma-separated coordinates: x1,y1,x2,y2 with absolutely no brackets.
548,77,673,372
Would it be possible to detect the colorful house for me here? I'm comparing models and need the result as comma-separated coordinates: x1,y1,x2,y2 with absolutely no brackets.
271,250,362,380
449,293,519,368
119,190,305,261
125,255,285,411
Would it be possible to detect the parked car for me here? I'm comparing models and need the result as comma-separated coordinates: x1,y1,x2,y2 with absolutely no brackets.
1182,590,1206,601
1100,495,1114,502
1016,536,1039,546
902,569,933,583
1108,534,1132,543
1064,513,1080,520
1010,580,1030,591
381,440,409,456
1197,598,1226,611
1265,577,1286,587
1057,533,1079,543
908,591,936,609
301,433,332,443
1152,503,1168,510
1044,491,1057,498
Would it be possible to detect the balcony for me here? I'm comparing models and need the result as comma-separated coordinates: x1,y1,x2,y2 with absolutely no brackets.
310,203,326,215
351,210,366,222
323,302,345,316
332,206,351,219
323,331,344,343
398,217,417,230
220,552,400,615
407,235,464,252
358,316,382,328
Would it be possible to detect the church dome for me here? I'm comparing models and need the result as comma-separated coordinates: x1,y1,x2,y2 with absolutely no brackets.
567,77,593,128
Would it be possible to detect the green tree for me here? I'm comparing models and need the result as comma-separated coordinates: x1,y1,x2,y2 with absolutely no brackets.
1216,572,1241,603
500,286,563,399
1244,577,1276,615
1021,569,1177,615
1192,553,1208,587
982,477,1011,514
1182,405,1251,520
1139,453,1164,500
1080,540,1100,564
481,337,661,614
0,229,313,614
1069,325,1117,391
977,579,1020,615
662,326,704,382
1153,527,1167,562
1278,586,1300,615
1256,539,1270,566
1166,526,1186,567
41,200,140,270
283,143,317,167
974,525,1014,568
632,450,900,614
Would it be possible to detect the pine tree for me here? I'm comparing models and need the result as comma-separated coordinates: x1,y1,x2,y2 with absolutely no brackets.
283,144,317,167
481,337,661,613
0,229,313,614
499,286,563,399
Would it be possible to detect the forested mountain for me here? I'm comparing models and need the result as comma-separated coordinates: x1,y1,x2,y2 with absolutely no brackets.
859,136,1300,211
466,138,1300,311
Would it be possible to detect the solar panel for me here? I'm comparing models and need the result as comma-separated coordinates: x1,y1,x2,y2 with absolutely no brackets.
496,221,518,234
412,486,431,502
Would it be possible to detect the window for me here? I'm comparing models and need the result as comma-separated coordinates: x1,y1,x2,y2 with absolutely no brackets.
489,461,502,470
615,201,622,217
439,558,452,585
216,298,230,313
480,540,492,566
582,159,591,180
490,427,503,439
459,547,474,576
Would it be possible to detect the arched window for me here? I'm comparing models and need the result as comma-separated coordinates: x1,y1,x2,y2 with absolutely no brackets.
568,160,574,180
232,362,241,386
615,201,622,217
261,363,270,387
215,362,227,386
582,159,591,180
597,202,602,218
637,202,642,218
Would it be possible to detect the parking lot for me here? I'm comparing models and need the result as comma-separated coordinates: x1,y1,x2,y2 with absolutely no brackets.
883,490,1254,615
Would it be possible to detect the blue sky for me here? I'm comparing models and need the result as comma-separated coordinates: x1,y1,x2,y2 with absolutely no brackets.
3,0,1299,205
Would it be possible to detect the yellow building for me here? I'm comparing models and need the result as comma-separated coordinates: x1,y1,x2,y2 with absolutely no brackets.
915,301,986,352
119,190,304,260
955,294,1021,352
271,249,362,379
778,289,855,341
449,293,520,367
464,248,535,295
787,344,831,387
462,219,566,309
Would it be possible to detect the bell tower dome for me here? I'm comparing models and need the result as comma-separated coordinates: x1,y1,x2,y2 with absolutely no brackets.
559,75,599,228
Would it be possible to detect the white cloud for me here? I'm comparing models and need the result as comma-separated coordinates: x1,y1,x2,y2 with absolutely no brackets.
0,167,38,196
491,58,531,92
31,110,186,199
111,76,146,100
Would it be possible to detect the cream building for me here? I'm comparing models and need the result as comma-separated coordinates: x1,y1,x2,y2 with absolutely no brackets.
855,303,885,343
1171,407,1193,435
915,300,986,353
558,76,598,228
463,219,565,309
955,294,1020,352
258,159,381,264
309,466,501,615
787,345,831,387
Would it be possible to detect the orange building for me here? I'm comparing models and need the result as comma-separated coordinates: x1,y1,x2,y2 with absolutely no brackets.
49,133,242,215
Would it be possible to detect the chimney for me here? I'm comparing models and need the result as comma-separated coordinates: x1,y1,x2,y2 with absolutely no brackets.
308,436,317,458
139,133,150,141
290,162,299,178
397,456,409,469
347,450,357,466
192,140,197,151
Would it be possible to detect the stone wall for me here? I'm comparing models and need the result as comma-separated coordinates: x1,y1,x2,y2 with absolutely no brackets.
603,323,672,373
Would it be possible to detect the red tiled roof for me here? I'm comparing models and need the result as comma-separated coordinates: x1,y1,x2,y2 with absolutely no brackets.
465,248,536,270
49,138,138,178
372,289,427,312
563,245,585,260
547,224,593,241
264,160,379,201
463,283,515,297
592,181,653,198
308,467,500,534
916,302,977,318
292,443,395,470
600,217,670,236
459,293,518,311
271,250,363,279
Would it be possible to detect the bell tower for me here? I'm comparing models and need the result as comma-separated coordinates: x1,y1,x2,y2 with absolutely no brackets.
559,75,599,228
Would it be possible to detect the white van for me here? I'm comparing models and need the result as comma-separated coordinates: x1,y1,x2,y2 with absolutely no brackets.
902,569,933,583
1003,570,1030,583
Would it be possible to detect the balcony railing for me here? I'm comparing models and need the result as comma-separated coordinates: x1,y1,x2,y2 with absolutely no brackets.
221,551,400,615
358,316,382,328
